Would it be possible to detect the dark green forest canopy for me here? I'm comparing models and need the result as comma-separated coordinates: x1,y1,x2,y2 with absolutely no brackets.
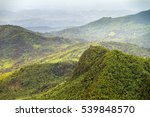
0,42,150,100
0,62,76,99
0,9,150,100
28,46,150,100
0,25,81,73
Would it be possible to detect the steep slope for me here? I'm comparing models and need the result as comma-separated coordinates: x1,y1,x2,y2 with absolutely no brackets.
0,44,150,100
0,62,75,99
34,46,150,100
51,9,150,48
0,25,79,74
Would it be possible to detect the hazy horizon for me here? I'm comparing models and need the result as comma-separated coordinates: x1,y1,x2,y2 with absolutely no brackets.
0,0,150,32
1,0,150,11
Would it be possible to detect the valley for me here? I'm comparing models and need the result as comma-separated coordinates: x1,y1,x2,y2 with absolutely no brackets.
0,9,150,100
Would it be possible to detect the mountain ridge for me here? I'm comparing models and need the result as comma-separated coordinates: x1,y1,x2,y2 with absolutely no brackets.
0,25,80,74
50,9,150,48
33,46,150,100
0,9,150,100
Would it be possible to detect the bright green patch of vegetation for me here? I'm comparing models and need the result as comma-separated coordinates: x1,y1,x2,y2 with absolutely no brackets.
1,13,150,100
32,46,150,100
0,62,76,99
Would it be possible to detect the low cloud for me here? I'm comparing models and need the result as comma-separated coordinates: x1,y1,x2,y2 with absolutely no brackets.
131,0,150,10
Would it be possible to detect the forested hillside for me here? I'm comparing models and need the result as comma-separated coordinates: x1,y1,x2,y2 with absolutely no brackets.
50,9,150,48
33,46,150,100
0,45,150,99
0,62,76,99
0,9,150,100
0,25,80,74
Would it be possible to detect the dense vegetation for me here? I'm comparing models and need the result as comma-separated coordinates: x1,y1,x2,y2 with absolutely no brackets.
0,25,81,74
0,62,76,99
33,46,150,100
1,41,150,99
0,9,150,100
38,42,150,65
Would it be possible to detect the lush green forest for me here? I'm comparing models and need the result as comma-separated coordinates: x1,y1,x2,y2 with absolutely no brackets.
1,45,150,100
0,25,81,74
0,9,150,100
0,62,75,99
27,46,150,100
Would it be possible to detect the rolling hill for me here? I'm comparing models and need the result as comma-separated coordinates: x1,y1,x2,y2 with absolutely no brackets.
0,9,150,100
0,45,150,99
37,42,150,66
0,25,80,74
32,46,150,100
51,9,150,48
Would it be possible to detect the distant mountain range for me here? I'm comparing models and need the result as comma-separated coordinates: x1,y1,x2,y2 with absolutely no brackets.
0,9,137,32
0,9,150,100
51,9,150,48
26,26,68,33
0,24,149,74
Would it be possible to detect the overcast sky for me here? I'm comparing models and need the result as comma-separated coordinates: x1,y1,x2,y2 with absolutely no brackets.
1,0,150,11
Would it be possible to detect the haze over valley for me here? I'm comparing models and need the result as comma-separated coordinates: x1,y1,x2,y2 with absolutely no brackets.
0,0,150,100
